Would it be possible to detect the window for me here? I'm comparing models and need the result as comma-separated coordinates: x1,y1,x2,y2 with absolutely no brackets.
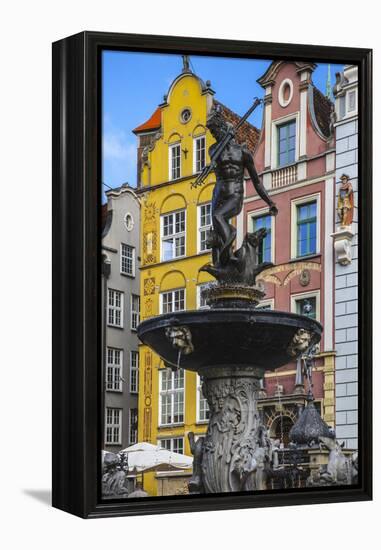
194,135,206,173
161,210,186,261
129,408,138,445
159,437,184,454
278,120,296,167
252,214,272,263
120,243,135,276
339,96,346,119
297,201,317,257
169,143,181,180
295,296,317,320
106,348,122,391
278,78,293,108
291,194,320,259
291,291,320,322
159,368,185,425
105,408,121,445
131,294,140,330
107,289,123,327
130,351,139,393
180,108,192,124
197,284,210,309
198,202,212,252
197,375,210,422
124,212,134,232
160,288,185,313
347,90,356,113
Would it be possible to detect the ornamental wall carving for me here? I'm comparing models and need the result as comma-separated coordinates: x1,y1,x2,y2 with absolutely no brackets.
257,261,321,287
143,351,153,442
143,276,156,319
144,297,154,319
142,201,158,265
144,277,156,295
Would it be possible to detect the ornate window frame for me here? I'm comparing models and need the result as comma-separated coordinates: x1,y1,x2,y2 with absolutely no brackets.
271,112,300,170
290,193,321,260
247,206,276,263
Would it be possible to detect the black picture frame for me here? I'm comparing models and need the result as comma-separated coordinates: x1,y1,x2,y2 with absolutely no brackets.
52,31,372,519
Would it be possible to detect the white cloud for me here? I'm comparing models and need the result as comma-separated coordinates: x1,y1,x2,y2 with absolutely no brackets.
103,130,135,162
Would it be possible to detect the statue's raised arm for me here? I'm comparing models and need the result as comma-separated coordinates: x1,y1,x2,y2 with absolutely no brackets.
242,145,278,216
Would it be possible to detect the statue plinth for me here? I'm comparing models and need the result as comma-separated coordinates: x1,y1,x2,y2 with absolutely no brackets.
331,226,354,265
203,283,265,309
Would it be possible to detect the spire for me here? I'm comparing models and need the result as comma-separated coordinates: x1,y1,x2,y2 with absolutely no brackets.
289,398,333,446
326,64,332,100
182,55,191,73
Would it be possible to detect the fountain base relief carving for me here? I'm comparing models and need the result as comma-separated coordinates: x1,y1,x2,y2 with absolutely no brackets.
194,366,270,493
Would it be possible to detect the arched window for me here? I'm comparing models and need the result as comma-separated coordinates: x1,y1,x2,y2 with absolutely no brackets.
270,415,294,447
168,133,182,181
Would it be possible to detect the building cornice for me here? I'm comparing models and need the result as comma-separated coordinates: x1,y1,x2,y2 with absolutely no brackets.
140,250,211,271
334,114,358,127
136,174,215,196
244,172,334,202
101,245,118,254
106,184,141,204
259,148,335,178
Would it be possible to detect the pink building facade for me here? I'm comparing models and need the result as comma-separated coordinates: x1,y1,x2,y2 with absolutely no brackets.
239,61,337,444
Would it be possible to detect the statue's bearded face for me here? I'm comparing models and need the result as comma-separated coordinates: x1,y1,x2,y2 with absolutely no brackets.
207,111,228,140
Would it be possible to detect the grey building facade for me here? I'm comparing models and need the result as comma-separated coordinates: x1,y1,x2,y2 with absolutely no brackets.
102,184,141,453
332,65,358,450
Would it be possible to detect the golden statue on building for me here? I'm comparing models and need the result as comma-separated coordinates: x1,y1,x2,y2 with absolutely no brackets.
337,174,354,227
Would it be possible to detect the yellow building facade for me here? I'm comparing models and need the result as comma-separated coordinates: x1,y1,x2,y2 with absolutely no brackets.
135,67,216,496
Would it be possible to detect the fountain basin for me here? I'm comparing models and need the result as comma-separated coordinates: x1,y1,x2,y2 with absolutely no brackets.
137,309,322,372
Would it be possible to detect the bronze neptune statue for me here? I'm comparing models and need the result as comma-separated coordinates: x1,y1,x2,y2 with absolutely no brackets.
193,100,278,285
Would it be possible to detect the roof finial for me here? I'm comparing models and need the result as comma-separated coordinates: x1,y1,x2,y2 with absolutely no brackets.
182,55,191,73
326,64,332,100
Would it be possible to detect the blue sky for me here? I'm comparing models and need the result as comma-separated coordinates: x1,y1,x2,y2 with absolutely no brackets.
102,51,343,192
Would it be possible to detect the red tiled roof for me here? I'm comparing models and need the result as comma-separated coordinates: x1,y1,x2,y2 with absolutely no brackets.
312,85,333,138
133,107,161,133
132,100,260,153
214,100,260,153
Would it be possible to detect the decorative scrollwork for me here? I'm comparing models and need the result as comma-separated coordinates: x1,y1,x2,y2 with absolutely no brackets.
193,369,271,493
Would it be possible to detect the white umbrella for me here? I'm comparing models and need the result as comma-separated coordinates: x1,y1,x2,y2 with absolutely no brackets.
118,442,193,473
119,442,157,453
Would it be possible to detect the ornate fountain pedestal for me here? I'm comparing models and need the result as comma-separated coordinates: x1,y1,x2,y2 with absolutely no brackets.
196,365,265,493
137,288,322,494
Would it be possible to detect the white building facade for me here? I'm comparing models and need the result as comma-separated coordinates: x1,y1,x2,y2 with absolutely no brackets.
332,65,359,450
